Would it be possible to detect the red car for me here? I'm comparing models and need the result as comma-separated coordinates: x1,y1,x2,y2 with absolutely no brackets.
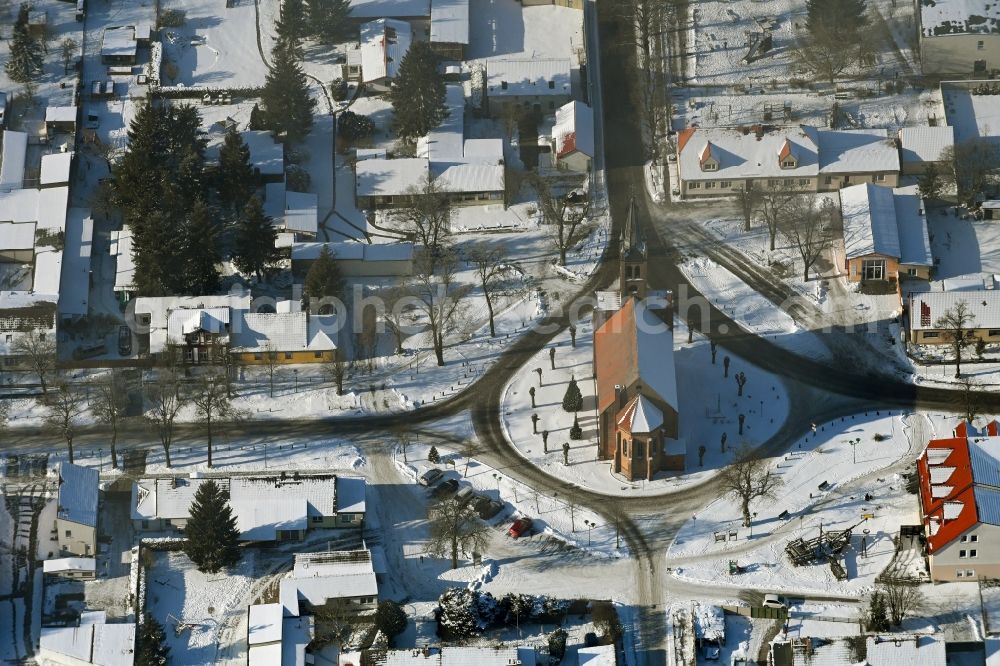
507,517,533,538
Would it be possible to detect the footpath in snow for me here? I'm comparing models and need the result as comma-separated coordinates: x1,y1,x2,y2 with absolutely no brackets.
500,315,790,496
666,412,954,596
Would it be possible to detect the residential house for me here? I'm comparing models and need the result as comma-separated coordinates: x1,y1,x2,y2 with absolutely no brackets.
486,59,572,115
231,310,337,364
39,616,135,666
430,0,470,59
131,291,249,361
55,463,98,557
899,126,955,175
593,203,680,481
359,19,412,91
291,242,414,277
40,152,74,188
840,183,932,283
131,474,366,539
100,26,136,65
346,0,430,20
355,157,429,208
248,603,314,666
264,182,318,237
108,226,135,302
59,208,94,321
280,548,379,617
0,129,27,191
521,0,582,7
43,557,97,580
550,101,595,172
675,125,899,198
45,106,77,137
918,0,1000,75
907,290,1000,344
917,420,1000,581
769,634,946,665
340,647,539,665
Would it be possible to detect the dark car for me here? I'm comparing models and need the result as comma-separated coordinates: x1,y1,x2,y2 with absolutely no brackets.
507,516,533,538
473,496,504,520
118,325,132,356
431,478,459,498
418,468,443,486
454,486,475,505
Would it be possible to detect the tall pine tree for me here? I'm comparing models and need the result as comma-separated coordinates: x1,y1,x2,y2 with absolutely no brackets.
183,200,222,294
306,0,353,43
275,0,308,60
389,42,448,142
217,126,255,213
135,614,170,666
261,44,316,143
183,479,241,573
5,4,44,84
304,245,344,300
233,196,280,281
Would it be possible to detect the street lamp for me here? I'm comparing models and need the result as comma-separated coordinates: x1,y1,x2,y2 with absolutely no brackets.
748,512,757,539
293,368,299,393
98,448,103,473
850,437,861,464
584,520,595,546
492,473,501,494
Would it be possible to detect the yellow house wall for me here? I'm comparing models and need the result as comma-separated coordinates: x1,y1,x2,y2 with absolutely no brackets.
236,350,335,365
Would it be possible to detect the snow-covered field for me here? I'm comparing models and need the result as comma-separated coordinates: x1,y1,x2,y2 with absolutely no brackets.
501,315,790,495
666,412,952,596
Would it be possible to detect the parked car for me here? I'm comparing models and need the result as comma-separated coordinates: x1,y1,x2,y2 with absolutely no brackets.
72,342,106,360
474,497,504,520
431,478,459,498
762,594,788,610
118,325,132,356
507,517,533,538
454,486,475,505
418,468,443,486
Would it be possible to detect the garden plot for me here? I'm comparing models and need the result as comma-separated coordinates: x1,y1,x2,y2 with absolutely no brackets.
158,0,268,88
666,411,947,596
501,315,790,496
145,550,257,665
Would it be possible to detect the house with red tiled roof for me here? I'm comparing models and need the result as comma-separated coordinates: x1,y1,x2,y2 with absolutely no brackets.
551,101,594,173
592,200,680,481
917,420,1000,581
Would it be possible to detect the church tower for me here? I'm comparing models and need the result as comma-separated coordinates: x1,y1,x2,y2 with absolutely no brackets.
620,196,647,300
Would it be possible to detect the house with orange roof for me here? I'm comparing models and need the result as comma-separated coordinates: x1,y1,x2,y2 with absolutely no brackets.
917,420,1000,581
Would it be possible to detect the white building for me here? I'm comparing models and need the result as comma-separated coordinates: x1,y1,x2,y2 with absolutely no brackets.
109,226,135,300
430,0,469,59
360,19,412,89
40,152,74,188
264,182,318,237
899,126,955,175
39,618,135,666
55,463,99,557
291,241,414,277
339,646,539,665
486,59,572,113
919,0,1000,75
131,474,366,540
0,130,28,191
908,290,1000,344
43,557,97,580
280,549,379,617
248,603,315,666
840,183,932,283
550,100,594,172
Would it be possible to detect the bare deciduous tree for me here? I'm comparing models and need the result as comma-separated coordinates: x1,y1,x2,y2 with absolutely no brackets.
380,286,415,354
426,497,491,569
44,378,85,464
261,342,279,397
413,248,470,366
145,370,184,468
12,329,56,393
92,370,130,469
935,300,975,378
758,182,795,252
941,138,1000,208
324,353,351,396
718,445,783,527
528,173,592,267
957,375,982,425
781,195,837,281
468,242,513,338
391,175,452,260
879,580,924,627
190,374,240,468
60,37,77,74
737,185,761,232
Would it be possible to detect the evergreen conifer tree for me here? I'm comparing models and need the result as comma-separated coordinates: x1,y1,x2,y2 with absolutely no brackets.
183,479,241,573
183,200,222,294
306,0,353,43
217,126,255,213
275,0,308,55
261,44,316,143
562,377,583,413
304,245,343,300
135,614,170,666
388,41,448,142
233,196,280,281
428,445,440,464
5,5,44,83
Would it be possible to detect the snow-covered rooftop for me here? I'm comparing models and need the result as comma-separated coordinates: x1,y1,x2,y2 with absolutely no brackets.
347,0,430,18
421,85,466,163
360,19,412,83
678,126,819,181
33,248,63,296
40,152,74,186
59,209,93,318
37,187,70,231
45,106,77,124
0,222,35,251
840,184,931,265
969,436,1000,487
921,0,1000,36
57,463,99,528
249,602,284,647
101,26,136,58
894,186,934,268
40,622,135,666
109,226,135,293
0,130,28,191
242,130,284,177
553,101,595,159
909,290,1000,330
433,163,505,193
430,0,469,46
231,312,336,353
283,191,318,235
336,476,366,513
617,394,664,434
808,127,899,175
356,158,429,197
439,647,537,666
578,645,617,665
486,59,572,97
865,634,947,664
132,292,249,353
280,550,378,616
900,126,955,165
290,241,414,262
43,557,96,574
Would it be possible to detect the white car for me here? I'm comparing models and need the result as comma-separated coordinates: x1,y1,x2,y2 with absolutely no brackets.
762,594,788,610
